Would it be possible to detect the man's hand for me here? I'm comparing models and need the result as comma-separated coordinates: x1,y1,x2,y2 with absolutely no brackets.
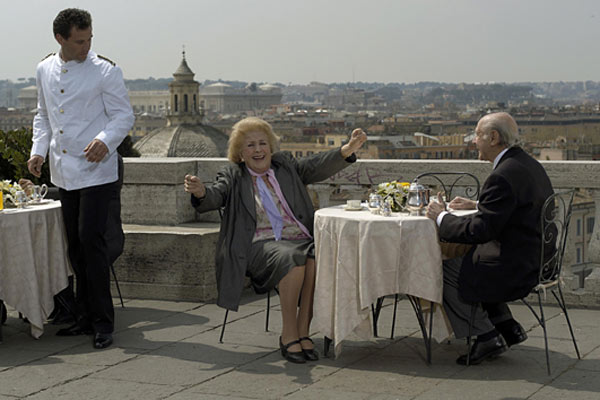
27,155,45,178
184,174,206,199
341,128,368,158
84,139,109,162
448,196,477,210
426,192,447,221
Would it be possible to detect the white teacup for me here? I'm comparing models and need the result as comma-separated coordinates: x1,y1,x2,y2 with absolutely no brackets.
347,199,361,209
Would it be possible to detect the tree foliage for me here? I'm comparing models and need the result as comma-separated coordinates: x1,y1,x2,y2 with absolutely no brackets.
0,128,51,184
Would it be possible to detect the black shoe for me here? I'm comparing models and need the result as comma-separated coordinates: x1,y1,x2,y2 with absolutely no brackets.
299,336,319,361
56,323,93,336
279,337,306,364
457,335,507,365
497,321,528,347
94,333,113,349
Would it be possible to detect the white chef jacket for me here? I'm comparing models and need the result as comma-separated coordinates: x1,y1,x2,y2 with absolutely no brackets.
32,50,134,191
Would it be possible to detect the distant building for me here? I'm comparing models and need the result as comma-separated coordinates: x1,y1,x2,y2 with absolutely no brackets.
128,90,169,116
199,82,283,113
134,52,228,157
17,85,37,111
0,108,34,131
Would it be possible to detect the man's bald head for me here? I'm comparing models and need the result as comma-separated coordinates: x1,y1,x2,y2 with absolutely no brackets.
477,112,519,148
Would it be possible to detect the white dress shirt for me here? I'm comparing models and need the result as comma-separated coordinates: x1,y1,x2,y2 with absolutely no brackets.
32,51,134,190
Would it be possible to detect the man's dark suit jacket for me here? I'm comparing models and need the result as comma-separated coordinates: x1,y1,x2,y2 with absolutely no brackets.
438,146,554,303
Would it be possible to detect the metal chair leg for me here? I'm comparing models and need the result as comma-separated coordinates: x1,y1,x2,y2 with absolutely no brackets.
110,264,125,308
265,290,271,332
466,304,477,366
390,294,399,339
554,285,581,359
0,301,4,344
536,291,551,375
219,309,229,343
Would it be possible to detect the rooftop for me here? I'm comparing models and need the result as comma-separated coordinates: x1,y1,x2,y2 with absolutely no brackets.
1,292,599,399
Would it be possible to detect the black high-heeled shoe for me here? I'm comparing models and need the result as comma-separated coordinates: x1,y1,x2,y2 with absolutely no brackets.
299,336,319,361
279,337,306,364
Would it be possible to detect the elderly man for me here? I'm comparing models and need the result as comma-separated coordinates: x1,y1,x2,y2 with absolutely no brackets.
426,112,554,365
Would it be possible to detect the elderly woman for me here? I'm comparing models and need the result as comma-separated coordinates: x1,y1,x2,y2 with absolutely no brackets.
184,117,366,363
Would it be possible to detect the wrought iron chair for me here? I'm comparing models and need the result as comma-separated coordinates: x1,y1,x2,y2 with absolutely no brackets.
466,189,580,374
219,288,278,343
216,206,278,343
372,172,481,363
411,171,481,202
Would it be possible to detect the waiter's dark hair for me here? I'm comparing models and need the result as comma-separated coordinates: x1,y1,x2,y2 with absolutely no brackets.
53,8,92,39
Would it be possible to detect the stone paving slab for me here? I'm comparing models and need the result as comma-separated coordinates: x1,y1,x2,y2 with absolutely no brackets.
0,293,599,399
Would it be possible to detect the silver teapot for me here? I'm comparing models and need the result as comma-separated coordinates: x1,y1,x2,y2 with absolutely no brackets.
406,180,431,216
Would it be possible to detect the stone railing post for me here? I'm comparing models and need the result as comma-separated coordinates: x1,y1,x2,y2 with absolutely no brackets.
308,183,334,209
587,189,600,264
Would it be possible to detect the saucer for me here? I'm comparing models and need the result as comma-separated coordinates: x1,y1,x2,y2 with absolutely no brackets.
28,199,53,206
344,205,365,211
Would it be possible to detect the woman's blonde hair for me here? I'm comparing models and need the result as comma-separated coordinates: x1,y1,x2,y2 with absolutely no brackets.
227,117,280,163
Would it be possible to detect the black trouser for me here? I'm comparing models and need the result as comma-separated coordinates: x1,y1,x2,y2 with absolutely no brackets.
59,181,118,334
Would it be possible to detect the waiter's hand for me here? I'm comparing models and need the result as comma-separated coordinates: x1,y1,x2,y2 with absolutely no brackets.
18,178,34,196
27,155,45,178
184,174,206,198
426,192,446,221
84,139,109,162
448,196,476,210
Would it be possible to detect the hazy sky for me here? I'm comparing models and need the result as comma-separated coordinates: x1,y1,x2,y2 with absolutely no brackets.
3,0,600,84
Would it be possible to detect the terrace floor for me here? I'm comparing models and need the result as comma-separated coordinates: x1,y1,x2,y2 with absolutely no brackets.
1,290,599,399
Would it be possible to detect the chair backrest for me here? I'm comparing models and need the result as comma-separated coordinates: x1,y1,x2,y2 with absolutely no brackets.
413,172,481,201
538,189,575,285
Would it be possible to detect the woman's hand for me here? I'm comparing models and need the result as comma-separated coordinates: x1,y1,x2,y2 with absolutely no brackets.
448,196,477,210
184,174,206,199
341,128,367,158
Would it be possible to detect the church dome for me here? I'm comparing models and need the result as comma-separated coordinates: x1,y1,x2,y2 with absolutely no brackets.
259,83,279,91
134,124,229,157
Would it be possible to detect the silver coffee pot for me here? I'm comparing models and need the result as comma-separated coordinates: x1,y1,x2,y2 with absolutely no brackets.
406,180,431,216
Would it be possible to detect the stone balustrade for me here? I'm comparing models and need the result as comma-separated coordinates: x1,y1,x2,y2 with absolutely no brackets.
117,157,600,307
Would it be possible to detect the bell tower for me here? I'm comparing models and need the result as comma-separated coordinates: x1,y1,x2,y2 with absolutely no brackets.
167,48,203,126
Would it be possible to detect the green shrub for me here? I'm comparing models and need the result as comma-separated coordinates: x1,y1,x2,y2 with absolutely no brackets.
0,128,51,184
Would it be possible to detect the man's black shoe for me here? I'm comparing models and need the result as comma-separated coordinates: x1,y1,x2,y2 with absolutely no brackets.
457,335,507,365
56,323,93,336
94,332,113,349
497,321,528,347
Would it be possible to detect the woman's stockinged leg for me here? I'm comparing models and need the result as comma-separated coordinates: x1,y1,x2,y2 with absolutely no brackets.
277,265,305,352
297,258,315,350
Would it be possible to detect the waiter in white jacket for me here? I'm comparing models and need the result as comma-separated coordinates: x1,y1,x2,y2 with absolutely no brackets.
28,8,134,349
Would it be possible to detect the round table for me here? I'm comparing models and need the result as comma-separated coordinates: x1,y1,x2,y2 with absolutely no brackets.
0,200,71,339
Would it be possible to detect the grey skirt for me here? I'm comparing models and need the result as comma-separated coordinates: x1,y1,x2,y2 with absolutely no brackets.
247,239,315,294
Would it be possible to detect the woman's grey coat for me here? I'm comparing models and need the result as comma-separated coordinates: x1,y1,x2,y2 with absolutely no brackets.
192,148,356,310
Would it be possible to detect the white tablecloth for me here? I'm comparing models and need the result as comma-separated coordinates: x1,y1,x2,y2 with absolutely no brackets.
0,201,71,338
313,204,452,357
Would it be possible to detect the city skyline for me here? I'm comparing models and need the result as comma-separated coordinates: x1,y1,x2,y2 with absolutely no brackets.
3,0,600,84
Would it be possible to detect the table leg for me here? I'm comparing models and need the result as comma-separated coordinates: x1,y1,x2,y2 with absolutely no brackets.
371,296,386,337
324,336,332,357
407,295,433,364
